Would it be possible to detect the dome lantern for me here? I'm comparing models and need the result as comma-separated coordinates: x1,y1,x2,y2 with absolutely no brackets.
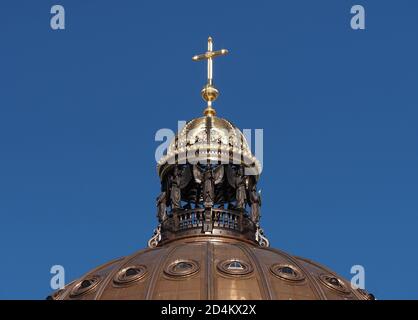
154,37,266,249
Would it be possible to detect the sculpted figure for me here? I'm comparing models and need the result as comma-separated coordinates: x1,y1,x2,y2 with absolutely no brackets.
156,191,167,222
169,167,181,209
193,165,224,208
249,185,261,224
169,165,192,210
226,165,247,210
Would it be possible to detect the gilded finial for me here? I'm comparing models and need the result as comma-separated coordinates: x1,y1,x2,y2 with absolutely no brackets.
192,37,228,116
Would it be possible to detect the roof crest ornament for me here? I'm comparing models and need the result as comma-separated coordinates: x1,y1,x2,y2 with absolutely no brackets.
192,36,228,116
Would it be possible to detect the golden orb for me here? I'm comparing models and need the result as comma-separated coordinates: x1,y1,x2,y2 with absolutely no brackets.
201,84,219,102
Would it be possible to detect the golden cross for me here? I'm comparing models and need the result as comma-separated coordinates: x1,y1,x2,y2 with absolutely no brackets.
192,37,228,86
192,37,228,116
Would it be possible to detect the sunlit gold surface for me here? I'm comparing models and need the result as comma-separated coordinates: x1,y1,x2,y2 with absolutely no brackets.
193,36,228,116
157,116,261,178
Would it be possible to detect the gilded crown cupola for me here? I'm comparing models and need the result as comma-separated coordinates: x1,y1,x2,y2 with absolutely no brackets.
151,37,268,248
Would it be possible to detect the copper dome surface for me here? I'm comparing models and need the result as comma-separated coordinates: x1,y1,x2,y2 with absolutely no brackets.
51,237,371,300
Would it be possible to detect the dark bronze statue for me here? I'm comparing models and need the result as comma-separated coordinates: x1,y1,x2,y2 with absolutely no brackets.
169,167,181,209
203,170,215,207
193,165,224,208
226,165,247,210
249,185,261,224
169,165,192,210
156,191,167,222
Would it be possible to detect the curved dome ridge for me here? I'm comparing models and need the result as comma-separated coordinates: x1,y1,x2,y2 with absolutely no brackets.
51,239,372,300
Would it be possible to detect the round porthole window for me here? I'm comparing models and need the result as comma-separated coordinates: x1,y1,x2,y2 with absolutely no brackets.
217,259,253,277
164,260,200,278
113,265,147,285
46,289,64,300
357,288,375,300
69,275,101,298
174,261,193,272
319,274,350,294
227,260,244,270
270,264,305,282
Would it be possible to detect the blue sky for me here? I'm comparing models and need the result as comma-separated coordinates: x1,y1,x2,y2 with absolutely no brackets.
0,0,417,299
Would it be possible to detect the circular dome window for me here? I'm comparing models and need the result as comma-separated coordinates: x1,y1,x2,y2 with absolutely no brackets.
356,288,375,300
46,289,64,300
319,274,350,294
217,259,253,277
164,260,200,278
113,265,147,285
227,260,245,270
173,261,193,271
270,264,305,282
69,275,101,298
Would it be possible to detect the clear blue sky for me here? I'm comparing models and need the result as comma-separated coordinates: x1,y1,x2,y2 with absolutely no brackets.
0,0,417,300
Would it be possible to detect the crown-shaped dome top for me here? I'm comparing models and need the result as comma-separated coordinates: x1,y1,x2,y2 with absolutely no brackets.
157,115,261,178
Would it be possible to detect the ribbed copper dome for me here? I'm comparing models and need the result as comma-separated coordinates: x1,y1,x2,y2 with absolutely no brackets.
50,237,373,300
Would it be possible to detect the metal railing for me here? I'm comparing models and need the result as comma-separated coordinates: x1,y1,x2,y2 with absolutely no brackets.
170,207,249,232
